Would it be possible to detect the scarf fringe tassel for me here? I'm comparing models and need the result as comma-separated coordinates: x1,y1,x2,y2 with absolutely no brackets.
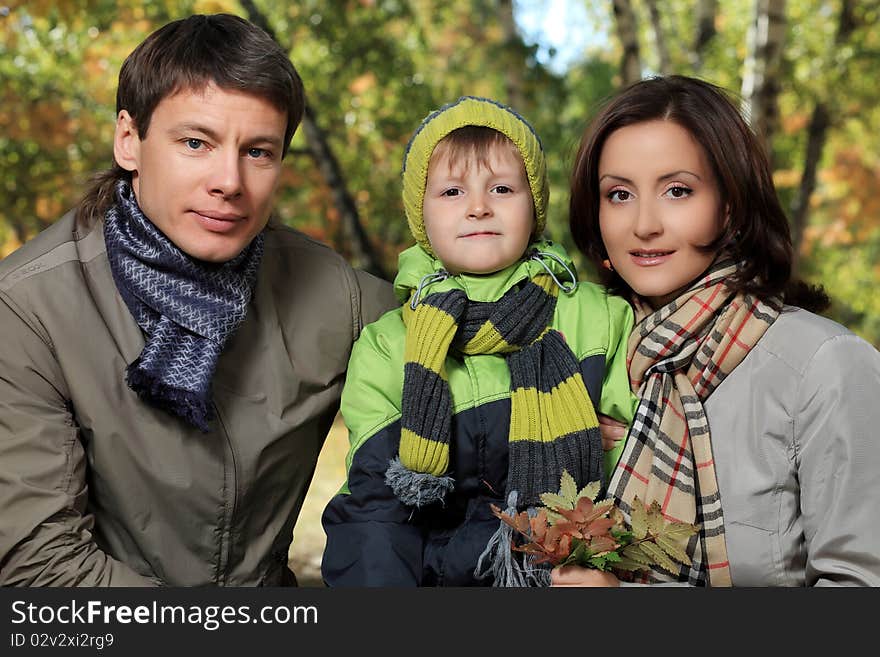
474,490,551,587
127,361,212,433
384,456,454,507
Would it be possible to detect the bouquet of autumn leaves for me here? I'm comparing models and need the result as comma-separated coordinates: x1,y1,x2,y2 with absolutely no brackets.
490,471,699,577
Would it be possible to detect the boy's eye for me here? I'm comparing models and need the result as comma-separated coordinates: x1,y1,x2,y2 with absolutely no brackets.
664,185,693,199
607,189,631,203
442,188,462,197
492,185,513,194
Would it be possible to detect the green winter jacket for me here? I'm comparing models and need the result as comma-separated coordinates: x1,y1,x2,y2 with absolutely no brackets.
322,241,637,586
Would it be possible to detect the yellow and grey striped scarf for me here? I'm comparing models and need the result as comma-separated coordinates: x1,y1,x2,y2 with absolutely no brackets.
384,272,602,509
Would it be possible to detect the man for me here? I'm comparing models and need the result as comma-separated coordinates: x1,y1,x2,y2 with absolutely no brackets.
0,14,395,586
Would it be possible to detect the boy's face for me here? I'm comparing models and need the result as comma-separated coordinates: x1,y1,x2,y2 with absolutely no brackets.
423,143,534,275
114,83,286,263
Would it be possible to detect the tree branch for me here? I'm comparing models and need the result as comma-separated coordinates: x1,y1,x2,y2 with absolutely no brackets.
740,0,787,157
789,0,859,269
644,0,671,75
239,0,388,278
611,0,641,86
691,0,718,72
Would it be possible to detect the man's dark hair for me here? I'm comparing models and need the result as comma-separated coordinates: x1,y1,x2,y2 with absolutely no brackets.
78,13,305,222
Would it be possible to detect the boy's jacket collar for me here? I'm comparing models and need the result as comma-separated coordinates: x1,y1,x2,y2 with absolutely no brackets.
393,239,577,304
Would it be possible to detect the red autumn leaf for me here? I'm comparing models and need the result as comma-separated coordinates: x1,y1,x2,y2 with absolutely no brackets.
551,520,584,539
579,497,616,525
529,511,549,541
557,507,586,523
585,517,616,537
588,535,618,554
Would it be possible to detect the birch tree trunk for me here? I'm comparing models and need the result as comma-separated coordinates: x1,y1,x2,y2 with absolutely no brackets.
299,110,387,278
611,0,641,86
740,0,787,157
691,0,718,72
240,0,387,278
789,0,858,266
644,0,671,75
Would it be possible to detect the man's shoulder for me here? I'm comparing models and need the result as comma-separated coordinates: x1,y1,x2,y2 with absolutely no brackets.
0,210,86,292
262,222,396,320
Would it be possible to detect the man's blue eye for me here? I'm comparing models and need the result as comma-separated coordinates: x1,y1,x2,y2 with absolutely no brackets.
186,138,203,149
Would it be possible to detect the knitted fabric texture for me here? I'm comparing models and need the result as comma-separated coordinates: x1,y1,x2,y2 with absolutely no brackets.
607,260,781,587
401,96,548,254
104,180,264,432
385,272,602,509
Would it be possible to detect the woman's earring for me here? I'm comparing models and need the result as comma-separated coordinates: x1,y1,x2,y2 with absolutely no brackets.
602,259,614,272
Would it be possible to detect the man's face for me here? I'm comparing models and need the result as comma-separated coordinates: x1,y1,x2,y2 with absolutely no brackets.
114,83,287,263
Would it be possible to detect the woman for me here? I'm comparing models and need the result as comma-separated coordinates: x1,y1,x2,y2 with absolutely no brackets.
559,75,880,587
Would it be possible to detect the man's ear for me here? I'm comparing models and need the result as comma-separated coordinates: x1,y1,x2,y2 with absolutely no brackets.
114,110,140,172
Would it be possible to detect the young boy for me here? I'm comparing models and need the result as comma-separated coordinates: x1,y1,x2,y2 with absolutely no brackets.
321,96,634,586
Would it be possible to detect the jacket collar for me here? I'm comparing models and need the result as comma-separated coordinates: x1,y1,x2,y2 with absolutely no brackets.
393,239,578,304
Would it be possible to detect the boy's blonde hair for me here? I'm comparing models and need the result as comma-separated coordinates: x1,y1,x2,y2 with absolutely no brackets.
402,96,548,255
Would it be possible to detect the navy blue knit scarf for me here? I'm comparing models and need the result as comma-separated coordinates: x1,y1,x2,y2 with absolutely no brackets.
104,180,264,432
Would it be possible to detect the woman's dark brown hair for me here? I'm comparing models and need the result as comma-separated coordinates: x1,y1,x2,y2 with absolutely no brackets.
569,75,827,311
77,13,305,224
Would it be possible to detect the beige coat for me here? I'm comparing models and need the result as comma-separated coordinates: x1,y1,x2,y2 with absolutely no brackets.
0,210,396,586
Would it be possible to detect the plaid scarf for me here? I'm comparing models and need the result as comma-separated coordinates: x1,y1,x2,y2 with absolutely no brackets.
385,272,603,509
104,180,264,432
607,260,781,586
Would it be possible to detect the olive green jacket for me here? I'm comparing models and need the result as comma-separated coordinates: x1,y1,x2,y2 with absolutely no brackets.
0,209,395,586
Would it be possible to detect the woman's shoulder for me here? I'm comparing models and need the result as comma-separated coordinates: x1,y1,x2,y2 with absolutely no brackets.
756,306,878,376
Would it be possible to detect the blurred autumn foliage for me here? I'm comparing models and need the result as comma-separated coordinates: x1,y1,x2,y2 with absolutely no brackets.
2,0,879,344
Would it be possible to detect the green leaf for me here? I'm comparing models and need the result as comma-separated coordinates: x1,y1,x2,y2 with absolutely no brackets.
622,544,653,565
540,492,573,511
613,556,649,572
640,541,679,576
588,554,612,571
611,528,633,545
660,521,701,542
656,536,692,566
646,501,666,536
543,509,565,524
559,470,578,505
563,539,591,567
630,498,648,540
577,480,601,502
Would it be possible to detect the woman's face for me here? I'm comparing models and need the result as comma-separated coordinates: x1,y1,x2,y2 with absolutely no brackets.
597,120,724,309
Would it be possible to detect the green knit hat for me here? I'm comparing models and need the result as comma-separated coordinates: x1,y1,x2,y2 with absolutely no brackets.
402,96,548,255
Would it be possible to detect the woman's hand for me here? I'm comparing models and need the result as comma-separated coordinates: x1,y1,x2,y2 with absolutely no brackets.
551,565,620,587
599,414,628,451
